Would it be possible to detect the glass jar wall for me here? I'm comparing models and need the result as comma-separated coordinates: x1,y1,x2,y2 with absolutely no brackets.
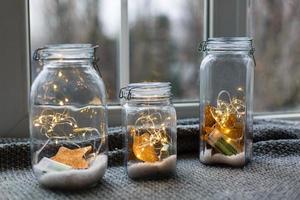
30,44,108,189
120,82,177,179
199,38,254,167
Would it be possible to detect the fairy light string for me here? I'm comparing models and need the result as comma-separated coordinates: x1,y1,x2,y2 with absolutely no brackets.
204,89,246,155
33,109,102,139
33,107,105,164
210,90,245,128
130,111,171,162
35,71,104,143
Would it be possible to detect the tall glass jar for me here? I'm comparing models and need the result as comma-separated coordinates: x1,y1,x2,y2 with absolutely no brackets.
120,82,177,179
199,37,254,167
30,44,108,189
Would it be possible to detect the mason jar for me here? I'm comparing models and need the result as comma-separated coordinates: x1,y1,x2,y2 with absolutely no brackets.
30,44,108,189
199,37,255,167
120,82,177,179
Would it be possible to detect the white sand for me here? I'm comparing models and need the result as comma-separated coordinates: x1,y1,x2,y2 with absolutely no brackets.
200,149,245,167
127,155,176,179
34,154,107,189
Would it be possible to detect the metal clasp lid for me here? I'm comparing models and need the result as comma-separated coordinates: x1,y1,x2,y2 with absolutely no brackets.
32,44,103,76
198,40,256,66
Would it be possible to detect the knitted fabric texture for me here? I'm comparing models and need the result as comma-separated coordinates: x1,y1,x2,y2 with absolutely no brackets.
0,119,300,200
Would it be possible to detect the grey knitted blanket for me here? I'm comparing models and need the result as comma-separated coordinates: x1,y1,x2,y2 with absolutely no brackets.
0,119,300,200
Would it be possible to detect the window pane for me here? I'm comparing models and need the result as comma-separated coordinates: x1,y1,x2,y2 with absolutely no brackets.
128,0,204,101
250,0,300,112
29,0,120,101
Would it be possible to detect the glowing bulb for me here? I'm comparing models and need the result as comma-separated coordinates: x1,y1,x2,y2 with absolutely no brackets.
226,138,232,143
237,87,243,92
65,98,69,103
53,84,58,90
222,128,231,134
59,101,64,106
58,71,63,77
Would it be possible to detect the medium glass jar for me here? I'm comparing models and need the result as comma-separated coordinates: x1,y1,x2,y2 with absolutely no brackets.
120,82,177,179
30,44,108,189
199,37,254,167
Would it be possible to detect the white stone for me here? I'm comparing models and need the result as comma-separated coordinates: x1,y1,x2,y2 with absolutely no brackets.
127,155,176,179
200,149,245,167
34,157,72,176
34,154,107,189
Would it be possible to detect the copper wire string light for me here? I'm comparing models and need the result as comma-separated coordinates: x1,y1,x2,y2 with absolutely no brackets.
130,112,171,162
33,108,105,155
33,109,101,140
203,89,245,155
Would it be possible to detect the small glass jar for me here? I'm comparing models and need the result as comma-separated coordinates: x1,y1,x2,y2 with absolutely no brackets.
199,37,255,167
30,44,108,189
120,82,177,179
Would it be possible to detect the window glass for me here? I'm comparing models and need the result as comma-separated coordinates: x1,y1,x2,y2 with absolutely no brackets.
250,0,300,112
29,0,120,101
128,0,204,101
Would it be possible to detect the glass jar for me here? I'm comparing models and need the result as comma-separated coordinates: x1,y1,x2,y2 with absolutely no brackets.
120,82,177,179
199,37,255,167
30,44,108,189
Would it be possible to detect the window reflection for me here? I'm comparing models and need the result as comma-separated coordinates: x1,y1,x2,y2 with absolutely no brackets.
129,0,204,101
250,0,300,112
30,0,120,101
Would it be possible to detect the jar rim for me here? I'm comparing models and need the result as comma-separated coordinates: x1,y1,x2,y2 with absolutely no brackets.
128,82,170,88
119,82,171,101
200,37,254,53
207,37,253,43
33,43,98,61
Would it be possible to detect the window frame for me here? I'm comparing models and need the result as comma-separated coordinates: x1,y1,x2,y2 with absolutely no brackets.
110,0,205,126
0,0,30,137
1,0,299,136
109,0,248,126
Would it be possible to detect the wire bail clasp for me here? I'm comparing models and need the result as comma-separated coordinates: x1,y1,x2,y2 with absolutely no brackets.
33,47,45,61
33,47,47,67
198,41,207,52
119,86,137,100
249,47,256,66
92,45,102,77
